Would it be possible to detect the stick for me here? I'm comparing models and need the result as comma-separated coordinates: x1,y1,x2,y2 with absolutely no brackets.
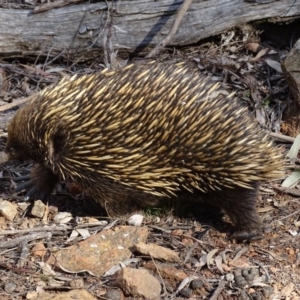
0,95,33,112
270,132,295,143
209,279,226,300
146,0,193,58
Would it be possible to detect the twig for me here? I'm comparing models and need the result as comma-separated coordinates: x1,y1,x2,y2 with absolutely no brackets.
276,208,300,222
232,246,248,261
254,262,270,283
43,49,67,68
274,186,300,197
0,224,70,235
17,241,29,268
171,231,212,246
151,255,168,298
0,232,51,248
183,242,198,264
253,247,285,261
33,0,83,14
146,0,193,58
209,279,226,300
270,132,295,143
0,95,33,112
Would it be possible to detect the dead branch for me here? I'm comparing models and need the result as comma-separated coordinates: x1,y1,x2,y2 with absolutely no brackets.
147,0,194,58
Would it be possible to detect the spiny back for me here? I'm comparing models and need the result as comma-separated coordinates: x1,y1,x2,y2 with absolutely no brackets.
7,62,284,198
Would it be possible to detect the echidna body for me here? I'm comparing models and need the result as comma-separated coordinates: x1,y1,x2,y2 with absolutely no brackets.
6,62,284,239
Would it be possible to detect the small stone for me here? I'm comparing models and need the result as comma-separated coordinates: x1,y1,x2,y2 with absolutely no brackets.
52,289,96,300
0,200,17,221
143,262,187,281
239,290,250,300
31,200,46,218
31,243,47,257
262,286,273,298
127,214,143,226
250,291,262,300
133,242,180,262
180,287,193,298
190,279,204,290
104,289,124,300
114,267,161,299
233,269,248,288
281,282,295,297
242,268,257,283
225,273,234,282
26,291,38,299
4,282,16,293
70,278,84,289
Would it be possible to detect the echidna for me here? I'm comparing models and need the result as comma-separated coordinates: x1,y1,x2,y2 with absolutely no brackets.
5,61,284,240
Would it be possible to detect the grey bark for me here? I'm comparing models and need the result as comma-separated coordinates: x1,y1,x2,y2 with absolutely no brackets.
0,0,299,59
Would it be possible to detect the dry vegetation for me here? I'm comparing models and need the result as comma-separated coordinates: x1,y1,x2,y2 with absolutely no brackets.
0,20,299,300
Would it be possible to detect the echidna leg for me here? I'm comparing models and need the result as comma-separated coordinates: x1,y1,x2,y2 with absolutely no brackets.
15,164,59,201
217,183,262,241
99,192,159,219
84,179,160,218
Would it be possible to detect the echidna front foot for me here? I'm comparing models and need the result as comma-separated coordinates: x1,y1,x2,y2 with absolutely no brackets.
15,164,58,201
230,212,263,242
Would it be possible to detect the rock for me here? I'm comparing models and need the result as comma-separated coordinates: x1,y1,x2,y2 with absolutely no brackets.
31,243,47,257
70,278,84,289
143,261,187,281
38,289,97,300
114,267,161,299
4,282,16,293
0,200,17,221
190,279,204,290
26,291,38,299
103,289,124,300
133,242,180,262
31,200,46,218
48,226,148,277
180,287,193,298
262,286,274,298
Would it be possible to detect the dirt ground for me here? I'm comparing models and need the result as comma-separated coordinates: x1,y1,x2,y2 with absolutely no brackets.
0,21,299,300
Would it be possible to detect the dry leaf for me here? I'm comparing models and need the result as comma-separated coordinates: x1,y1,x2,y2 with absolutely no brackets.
76,228,90,239
252,48,269,61
38,262,56,276
176,276,198,293
206,249,219,270
215,255,224,273
220,249,234,265
265,59,282,73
